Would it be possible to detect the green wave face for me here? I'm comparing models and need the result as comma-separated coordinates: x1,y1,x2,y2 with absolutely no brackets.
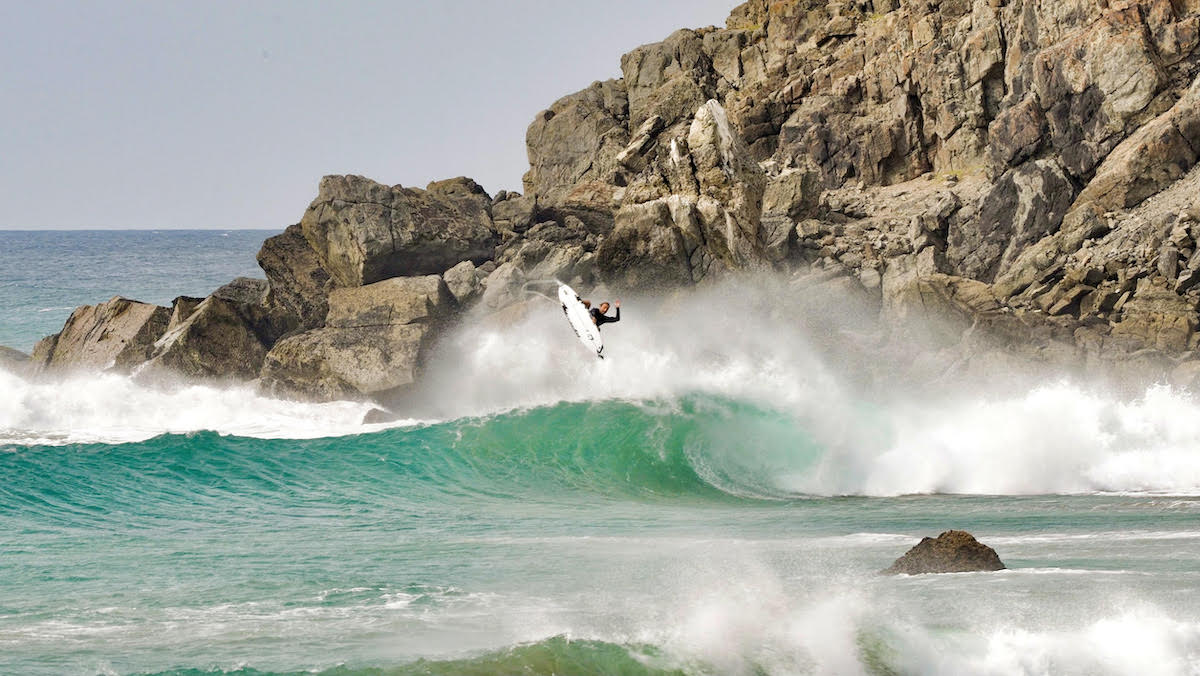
139,637,692,676
0,395,828,519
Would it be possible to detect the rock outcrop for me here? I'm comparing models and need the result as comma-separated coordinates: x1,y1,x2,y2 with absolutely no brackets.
31,297,169,373
300,175,498,287
259,275,456,400
257,223,333,332
26,0,1200,404
883,530,1006,575
140,279,279,381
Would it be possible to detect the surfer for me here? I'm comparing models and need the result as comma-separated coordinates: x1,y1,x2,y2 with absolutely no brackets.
587,300,620,329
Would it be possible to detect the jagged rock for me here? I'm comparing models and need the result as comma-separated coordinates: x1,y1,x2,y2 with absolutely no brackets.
33,297,170,373
259,276,456,401
598,100,767,288
300,175,497,288
762,166,822,222
426,176,493,208
1071,76,1200,214
987,97,1045,175
167,296,204,332
479,261,528,310
597,199,694,288
491,194,536,234
616,114,666,170
486,217,600,300
141,284,271,381
621,29,717,132
949,160,1076,282
258,324,429,401
324,275,455,329
524,79,629,205
256,223,332,331
884,530,1006,575
1110,282,1198,353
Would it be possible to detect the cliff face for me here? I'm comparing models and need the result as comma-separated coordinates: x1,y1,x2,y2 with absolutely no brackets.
521,0,1200,388
26,0,1200,400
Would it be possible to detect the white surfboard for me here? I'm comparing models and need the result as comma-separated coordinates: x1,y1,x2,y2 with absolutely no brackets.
558,283,604,359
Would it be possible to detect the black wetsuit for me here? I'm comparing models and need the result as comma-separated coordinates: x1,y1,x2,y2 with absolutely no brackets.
590,306,620,328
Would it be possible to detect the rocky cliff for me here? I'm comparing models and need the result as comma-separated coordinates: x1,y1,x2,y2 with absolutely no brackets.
25,0,1200,401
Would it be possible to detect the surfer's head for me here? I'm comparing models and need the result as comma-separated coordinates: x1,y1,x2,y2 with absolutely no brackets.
599,302,610,313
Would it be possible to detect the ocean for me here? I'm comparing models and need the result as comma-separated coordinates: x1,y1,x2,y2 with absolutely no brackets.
2,230,1200,675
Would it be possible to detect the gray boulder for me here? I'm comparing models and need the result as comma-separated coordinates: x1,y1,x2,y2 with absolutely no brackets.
141,279,279,381
167,296,205,332
259,275,456,401
300,175,498,288
32,297,170,373
490,193,537,234
442,260,482,305
256,223,333,331
883,530,1006,575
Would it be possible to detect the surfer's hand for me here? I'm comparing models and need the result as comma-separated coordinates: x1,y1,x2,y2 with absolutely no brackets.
614,300,621,308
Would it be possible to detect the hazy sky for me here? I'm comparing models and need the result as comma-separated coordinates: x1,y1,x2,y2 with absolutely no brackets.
0,1,738,230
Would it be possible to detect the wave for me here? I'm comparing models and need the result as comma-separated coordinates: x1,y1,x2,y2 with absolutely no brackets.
133,637,688,676
7,389,1200,509
8,277,1200,496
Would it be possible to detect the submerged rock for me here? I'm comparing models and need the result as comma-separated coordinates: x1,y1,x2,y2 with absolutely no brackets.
883,530,1006,575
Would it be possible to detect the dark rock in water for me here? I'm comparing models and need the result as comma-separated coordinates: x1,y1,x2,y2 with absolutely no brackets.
0,345,30,375
33,297,170,373
884,530,1006,575
300,174,498,287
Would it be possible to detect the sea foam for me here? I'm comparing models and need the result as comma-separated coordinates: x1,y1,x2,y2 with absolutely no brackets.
0,369,407,446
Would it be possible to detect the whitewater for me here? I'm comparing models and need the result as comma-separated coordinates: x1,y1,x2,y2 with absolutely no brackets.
3,232,1200,674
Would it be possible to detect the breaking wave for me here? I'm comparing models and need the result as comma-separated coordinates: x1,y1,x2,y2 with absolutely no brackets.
6,277,1200,496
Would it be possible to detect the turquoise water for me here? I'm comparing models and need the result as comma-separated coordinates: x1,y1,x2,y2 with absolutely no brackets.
3,232,1200,674
0,230,270,353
